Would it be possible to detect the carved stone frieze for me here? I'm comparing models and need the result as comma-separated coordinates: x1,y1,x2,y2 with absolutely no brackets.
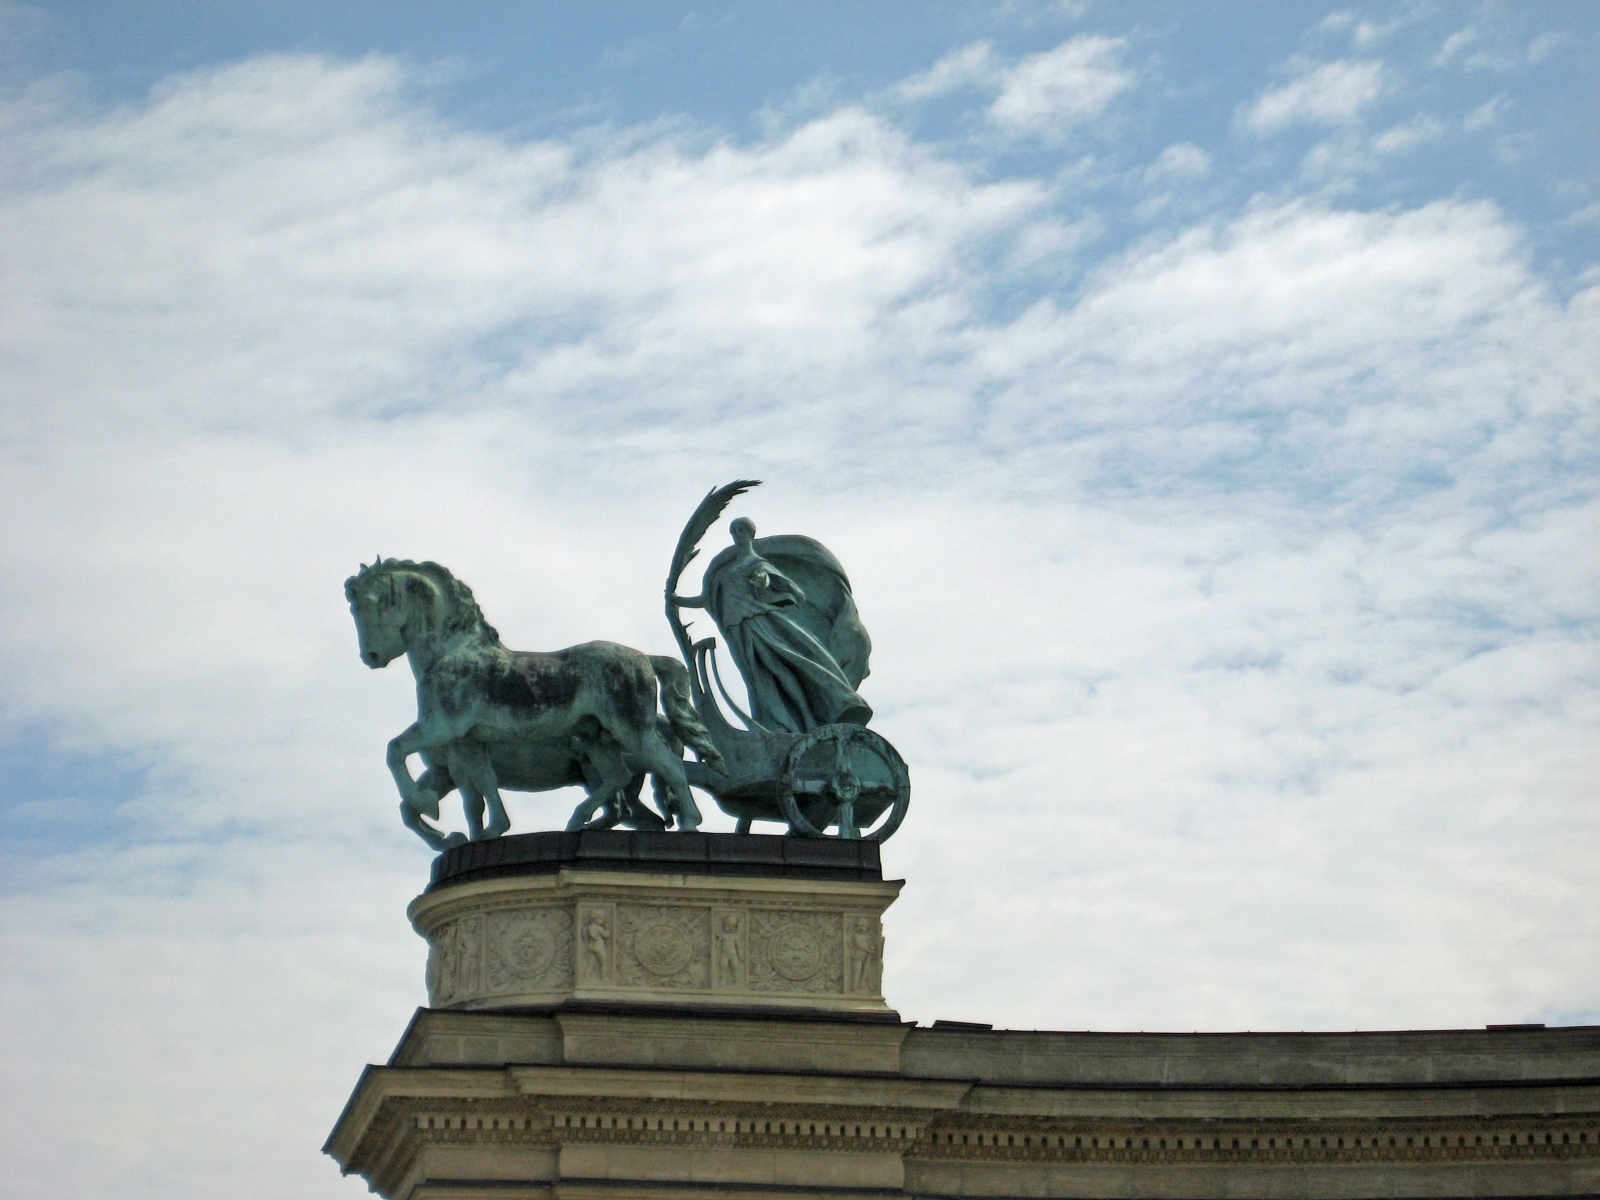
748,909,843,994
616,905,710,990
578,903,614,986
845,911,882,994
713,907,746,989
487,907,572,994
410,866,901,1013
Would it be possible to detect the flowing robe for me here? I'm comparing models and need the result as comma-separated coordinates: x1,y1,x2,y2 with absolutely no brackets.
700,535,871,734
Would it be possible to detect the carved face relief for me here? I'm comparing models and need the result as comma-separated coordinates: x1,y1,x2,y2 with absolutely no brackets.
768,923,825,982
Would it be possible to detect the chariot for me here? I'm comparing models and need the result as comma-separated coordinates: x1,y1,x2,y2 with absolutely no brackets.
664,482,910,841
346,481,910,852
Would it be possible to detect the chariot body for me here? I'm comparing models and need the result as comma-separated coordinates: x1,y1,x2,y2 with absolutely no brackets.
664,481,910,841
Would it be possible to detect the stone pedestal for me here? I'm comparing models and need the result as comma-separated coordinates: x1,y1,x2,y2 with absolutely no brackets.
410,831,899,1016
328,833,1600,1199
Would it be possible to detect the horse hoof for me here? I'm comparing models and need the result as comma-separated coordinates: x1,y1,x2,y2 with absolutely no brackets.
442,832,469,850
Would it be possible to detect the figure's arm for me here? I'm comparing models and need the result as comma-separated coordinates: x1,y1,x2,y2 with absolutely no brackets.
669,591,708,608
762,566,807,604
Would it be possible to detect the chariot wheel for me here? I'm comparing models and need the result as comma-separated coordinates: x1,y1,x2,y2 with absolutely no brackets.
778,724,910,841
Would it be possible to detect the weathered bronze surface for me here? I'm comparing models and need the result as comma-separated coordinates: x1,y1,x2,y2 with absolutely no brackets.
347,482,910,848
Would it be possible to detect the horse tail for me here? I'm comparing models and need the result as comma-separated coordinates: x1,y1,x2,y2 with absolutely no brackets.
650,655,724,771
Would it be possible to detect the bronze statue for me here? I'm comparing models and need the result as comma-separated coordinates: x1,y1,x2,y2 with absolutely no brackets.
670,515,871,733
348,482,909,848
344,559,720,850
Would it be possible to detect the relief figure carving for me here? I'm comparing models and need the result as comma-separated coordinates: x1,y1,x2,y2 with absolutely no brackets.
715,912,745,989
847,915,880,993
455,915,483,1001
430,920,459,1005
581,908,611,983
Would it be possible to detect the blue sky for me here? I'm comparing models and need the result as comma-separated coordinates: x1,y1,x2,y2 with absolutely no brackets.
1,3,1596,1197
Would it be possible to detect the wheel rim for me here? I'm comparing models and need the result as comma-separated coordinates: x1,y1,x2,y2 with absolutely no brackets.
779,725,910,841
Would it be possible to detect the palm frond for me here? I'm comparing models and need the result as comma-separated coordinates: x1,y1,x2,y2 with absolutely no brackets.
664,479,759,673
666,479,760,597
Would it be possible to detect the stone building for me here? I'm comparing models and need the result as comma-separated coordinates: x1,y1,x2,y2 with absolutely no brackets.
325,832,1600,1198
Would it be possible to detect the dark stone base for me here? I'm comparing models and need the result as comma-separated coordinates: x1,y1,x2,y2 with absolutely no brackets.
428,829,885,892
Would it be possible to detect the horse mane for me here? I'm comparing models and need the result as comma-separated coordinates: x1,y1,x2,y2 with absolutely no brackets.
346,558,501,644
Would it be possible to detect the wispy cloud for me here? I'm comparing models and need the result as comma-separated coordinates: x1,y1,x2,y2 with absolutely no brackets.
988,35,1133,132
1143,141,1212,182
896,35,1133,137
1244,59,1387,132
896,40,1001,100
1437,16,1568,72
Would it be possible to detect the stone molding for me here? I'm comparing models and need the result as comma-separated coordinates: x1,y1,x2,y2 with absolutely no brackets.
328,1058,1600,1200
409,868,901,1015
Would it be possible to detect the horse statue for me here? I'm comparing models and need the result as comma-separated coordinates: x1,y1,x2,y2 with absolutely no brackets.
344,558,723,850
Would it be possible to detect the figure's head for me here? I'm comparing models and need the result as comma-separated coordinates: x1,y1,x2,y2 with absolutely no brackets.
730,516,757,548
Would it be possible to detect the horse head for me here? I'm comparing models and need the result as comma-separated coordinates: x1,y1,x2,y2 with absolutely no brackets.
344,558,499,669
345,557,409,668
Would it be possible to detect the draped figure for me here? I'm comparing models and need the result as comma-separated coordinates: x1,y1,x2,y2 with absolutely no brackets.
686,517,872,734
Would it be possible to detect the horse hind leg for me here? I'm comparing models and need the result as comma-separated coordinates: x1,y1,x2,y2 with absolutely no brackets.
635,732,702,833
566,734,634,833
618,773,667,832
447,741,509,841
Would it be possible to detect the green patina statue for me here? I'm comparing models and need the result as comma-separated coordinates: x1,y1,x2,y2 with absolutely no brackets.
347,482,909,849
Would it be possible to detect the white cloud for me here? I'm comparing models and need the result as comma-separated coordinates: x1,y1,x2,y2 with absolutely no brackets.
1244,59,1386,132
1465,93,1511,131
895,40,1000,100
1526,31,1565,64
1,51,1596,1199
987,35,1133,132
1437,18,1568,72
894,36,1134,139
1372,112,1446,153
1144,141,1212,181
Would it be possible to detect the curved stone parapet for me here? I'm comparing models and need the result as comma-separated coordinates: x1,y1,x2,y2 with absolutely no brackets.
408,830,902,1015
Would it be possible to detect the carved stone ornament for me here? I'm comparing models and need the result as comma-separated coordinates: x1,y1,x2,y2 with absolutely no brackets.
748,909,844,995
487,908,572,994
617,906,709,989
409,856,900,1015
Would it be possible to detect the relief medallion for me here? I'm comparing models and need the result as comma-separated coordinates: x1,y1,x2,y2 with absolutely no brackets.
768,922,824,981
634,919,694,977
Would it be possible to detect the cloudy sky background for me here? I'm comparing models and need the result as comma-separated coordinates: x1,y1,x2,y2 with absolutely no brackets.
2,2,1596,1195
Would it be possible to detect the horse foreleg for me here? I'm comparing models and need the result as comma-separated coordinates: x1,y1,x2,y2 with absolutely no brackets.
398,799,467,851
387,722,440,810
387,722,465,848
